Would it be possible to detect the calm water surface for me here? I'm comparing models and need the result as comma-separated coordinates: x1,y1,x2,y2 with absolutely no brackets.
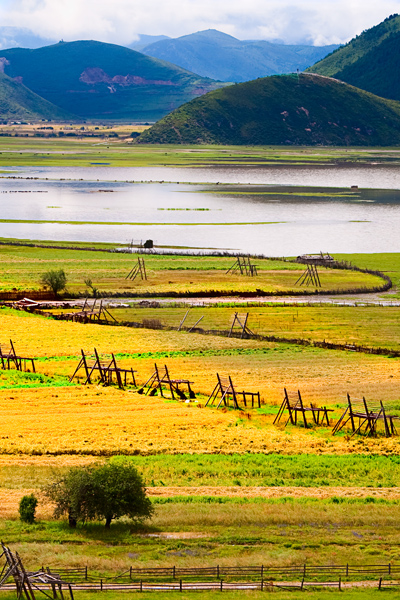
1,164,400,255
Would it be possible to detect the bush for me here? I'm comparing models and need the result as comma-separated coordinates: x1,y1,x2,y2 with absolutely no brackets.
40,269,67,296
19,494,38,524
43,462,153,528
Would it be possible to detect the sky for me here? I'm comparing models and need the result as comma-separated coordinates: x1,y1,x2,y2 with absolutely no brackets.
0,0,400,45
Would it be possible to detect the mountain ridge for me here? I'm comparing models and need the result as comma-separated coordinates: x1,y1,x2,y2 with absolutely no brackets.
0,71,74,120
307,14,400,101
139,73,400,146
141,29,339,82
0,40,227,121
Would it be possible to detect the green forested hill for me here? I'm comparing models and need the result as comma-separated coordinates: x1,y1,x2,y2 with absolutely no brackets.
307,14,400,101
139,73,400,146
0,71,73,120
0,40,227,121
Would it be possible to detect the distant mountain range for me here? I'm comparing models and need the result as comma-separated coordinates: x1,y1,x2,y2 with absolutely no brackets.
139,73,400,146
0,26,338,83
0,40,227,121
140,29,338,82
308,14,400,101
0,27,56,50
0,71,72,121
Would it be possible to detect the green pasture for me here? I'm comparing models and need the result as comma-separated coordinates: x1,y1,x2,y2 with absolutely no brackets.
1,137,400,167
0,244,381,295
111,303,400,351
1,498,400,575
2,454,400,489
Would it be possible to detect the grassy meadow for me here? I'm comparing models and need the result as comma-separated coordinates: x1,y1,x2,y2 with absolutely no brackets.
1,137,400,167
1,141,400,596
0,244,383,295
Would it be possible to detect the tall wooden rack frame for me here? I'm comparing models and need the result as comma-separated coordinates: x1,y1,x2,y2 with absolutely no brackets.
226,256,258,276
126,257,147,280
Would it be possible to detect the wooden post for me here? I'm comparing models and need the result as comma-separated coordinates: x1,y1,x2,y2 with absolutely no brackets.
220,579,223,592
140,580,143,592
379,577,382,590
85,566,88,580
47,567,57,599
68,584,74,600
178,310,190,331
180,579,182,592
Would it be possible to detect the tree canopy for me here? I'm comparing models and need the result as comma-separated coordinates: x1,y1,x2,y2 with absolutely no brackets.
43,461,153,528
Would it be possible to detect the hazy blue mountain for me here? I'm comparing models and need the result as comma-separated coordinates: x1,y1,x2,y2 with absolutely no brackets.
140,29,339,82
0,27,56,49
128,34,170,51
0,40,228,121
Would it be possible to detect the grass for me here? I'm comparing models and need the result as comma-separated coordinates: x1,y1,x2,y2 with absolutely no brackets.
2,137,400,167
0,589,397,599
0,245,382,295
1,500,400,578
2,453,400,489
111,304,400,352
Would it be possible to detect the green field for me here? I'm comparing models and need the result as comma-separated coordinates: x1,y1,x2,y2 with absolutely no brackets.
2,137,400,167
0,244,384,296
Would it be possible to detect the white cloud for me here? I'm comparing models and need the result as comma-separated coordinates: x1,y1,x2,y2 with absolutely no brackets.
0,0,399,45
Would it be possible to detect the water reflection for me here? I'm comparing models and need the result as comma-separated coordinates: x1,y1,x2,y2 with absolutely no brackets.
1,165,400,255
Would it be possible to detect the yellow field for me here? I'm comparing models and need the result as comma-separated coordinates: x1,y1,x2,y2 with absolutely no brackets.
0,309,400,456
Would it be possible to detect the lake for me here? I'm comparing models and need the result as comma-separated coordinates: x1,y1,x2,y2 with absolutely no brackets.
1,164,400,255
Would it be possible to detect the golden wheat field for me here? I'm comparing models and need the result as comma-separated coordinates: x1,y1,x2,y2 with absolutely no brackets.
0,308,400,457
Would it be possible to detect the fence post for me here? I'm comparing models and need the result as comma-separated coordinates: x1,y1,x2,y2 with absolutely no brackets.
339,577,341,591
180,579,182,592
68,584,74,600
220,579,223,592
379,577,382,590
140,580,143,592
261,578,263,592
217,565,220,579
130,566,132,581
85,566,88,581
303,564,306,578
261,565,264,579
389,563,391,575
100,579,103,591
173,565,176,579
346,564,349,577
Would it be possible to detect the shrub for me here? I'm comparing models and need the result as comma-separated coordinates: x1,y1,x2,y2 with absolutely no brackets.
40,269,67,296
19,494,38,524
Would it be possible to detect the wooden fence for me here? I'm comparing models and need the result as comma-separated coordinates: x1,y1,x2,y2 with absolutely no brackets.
43,562,400,583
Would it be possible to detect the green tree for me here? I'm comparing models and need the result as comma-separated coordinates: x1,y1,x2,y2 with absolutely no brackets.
19,494,38,524
40,269,67,297
90,462,153,528
43,462,153,528
43,466,96,527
